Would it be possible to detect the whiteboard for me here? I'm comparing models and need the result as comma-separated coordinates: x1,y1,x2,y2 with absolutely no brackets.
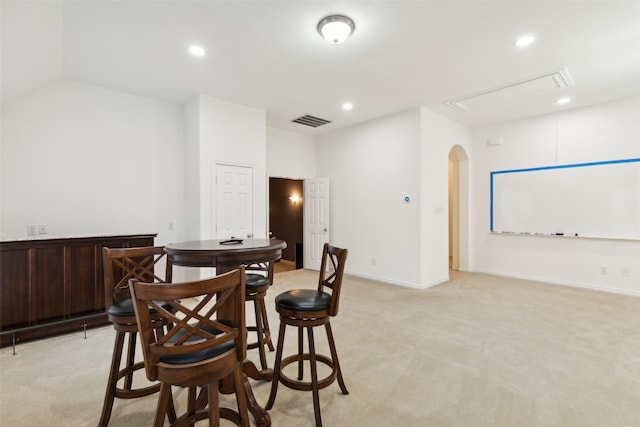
490,158,640,239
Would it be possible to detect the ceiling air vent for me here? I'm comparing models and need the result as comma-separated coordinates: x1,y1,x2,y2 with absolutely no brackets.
292,115,332,128
444,68,574,113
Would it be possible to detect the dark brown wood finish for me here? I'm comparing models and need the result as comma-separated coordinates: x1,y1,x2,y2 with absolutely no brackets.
165,238,286,269
98,245,173,427
265,243,349,427
164,238,286,427
0,234,156,346
129,268,250,427
245,260,276,372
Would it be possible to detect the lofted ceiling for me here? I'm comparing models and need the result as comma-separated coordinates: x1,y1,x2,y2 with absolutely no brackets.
2,1,640,135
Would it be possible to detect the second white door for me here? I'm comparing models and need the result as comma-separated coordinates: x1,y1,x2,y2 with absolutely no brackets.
303,177,329,270
216,164,253,239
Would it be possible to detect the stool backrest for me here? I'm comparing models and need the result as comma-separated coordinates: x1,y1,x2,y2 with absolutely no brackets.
129,268,246,381
245,260,274,283
102,246,169,308
317,243,348,317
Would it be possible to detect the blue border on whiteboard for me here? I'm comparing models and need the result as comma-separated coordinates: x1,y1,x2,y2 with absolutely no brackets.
490,157,640,232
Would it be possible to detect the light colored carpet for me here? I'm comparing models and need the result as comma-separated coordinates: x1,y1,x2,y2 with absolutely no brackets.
1,270,639,427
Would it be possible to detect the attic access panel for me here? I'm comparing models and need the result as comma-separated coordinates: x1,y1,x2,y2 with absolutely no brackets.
445,69,573,112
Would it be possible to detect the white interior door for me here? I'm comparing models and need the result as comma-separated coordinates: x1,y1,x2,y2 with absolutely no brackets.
304,177,329,270
216,164,253,239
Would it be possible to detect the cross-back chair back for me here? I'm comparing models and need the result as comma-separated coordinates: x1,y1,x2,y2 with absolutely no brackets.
245,260,274,286
130,268,247,382
103,246,170,308
98,245,173,427
317,244,348,317
129,268,249,427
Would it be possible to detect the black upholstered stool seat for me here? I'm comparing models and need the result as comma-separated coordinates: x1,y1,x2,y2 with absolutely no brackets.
159,324,235,365
245,273,270,288
275,290,331,312
107,298,172,318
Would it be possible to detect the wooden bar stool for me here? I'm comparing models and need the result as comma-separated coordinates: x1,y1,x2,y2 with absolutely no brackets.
129,268,250,427
244,260,275,371
265,243,349,427
98,246,174,427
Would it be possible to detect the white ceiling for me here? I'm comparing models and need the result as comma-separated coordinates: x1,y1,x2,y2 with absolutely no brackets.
2,1,640,135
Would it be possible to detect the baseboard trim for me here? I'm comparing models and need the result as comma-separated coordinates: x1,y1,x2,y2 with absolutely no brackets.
470,269,640,297
346,270,449,290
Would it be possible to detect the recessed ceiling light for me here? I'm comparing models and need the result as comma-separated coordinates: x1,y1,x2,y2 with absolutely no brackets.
557,97,571,105
188,45,206,57
342,102,353,111
515,35,535,48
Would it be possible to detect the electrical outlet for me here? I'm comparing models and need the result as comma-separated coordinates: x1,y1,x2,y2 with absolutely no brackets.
27,225,37,235
38,224,47,234
372,258,376,266
599,266,608,275
622,267,630,278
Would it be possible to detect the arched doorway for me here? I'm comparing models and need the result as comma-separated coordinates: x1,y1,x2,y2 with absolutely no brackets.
448,145,469,271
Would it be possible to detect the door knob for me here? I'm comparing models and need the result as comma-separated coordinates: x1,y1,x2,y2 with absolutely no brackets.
323,228,328,232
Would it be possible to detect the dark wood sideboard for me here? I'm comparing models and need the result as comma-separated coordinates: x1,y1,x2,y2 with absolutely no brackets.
0,234,156,347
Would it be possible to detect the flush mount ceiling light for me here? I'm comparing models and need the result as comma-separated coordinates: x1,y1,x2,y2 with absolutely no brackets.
318,15,355,44
557,97,571,105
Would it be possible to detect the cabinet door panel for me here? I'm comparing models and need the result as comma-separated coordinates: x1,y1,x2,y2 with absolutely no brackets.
68,243,99,316
35,247,65,323
0,249,30,329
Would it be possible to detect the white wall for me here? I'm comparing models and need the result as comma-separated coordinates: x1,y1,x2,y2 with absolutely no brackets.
266,127,316,179
267,110,473,290
6,79,635,296
316,109,423,287
420,108,473,286
190,95,268,240
471,96,640,295
183,96,201,241
0,79,184,245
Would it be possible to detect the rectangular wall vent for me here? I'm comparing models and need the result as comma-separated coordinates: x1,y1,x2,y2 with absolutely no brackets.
444,68,574,113
292,115,332,128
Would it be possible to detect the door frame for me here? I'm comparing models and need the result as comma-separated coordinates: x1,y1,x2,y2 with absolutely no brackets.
448,145,469,271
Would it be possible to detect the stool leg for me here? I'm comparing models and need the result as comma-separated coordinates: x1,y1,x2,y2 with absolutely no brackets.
253,299,268,370
325,322,349,395
98,330,126,427
307,326,322,427
233,367,250,427
154,383,171,427
167,391,177,423
265,320,287,410
297,326,304,380
206,383,220,427
124,331,137,390
187,386,197,427
260,300,275,351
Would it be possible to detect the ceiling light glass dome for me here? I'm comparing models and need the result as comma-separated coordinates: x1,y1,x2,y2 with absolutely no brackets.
318,15,355,44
